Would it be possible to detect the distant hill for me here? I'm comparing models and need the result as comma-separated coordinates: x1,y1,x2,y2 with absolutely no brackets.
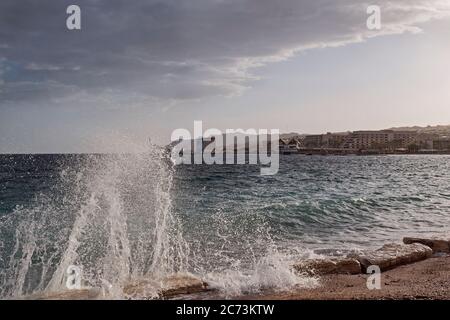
281,125,450,138
387,125,450,136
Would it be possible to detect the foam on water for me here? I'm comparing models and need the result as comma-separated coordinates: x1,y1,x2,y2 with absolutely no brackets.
204,249,318,297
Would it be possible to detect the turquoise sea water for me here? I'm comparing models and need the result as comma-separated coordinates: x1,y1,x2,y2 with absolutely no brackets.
0,153,449,298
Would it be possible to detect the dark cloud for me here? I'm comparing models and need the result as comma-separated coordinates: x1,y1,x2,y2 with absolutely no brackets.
0,0,449,108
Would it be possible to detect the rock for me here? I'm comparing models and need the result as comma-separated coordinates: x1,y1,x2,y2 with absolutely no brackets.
27,288,101,300
356,243,433,272
124,273,209,299
313,248,359,257
293,257,361,275
26,273,208,300
403,237,450,253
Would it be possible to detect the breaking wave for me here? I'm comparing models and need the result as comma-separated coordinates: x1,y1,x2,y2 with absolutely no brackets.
0,143,312,299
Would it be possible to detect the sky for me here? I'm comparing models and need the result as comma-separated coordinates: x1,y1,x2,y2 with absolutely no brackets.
0,0,450,153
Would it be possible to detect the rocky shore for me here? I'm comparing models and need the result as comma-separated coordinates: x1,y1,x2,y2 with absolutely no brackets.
250,236,450,300
25,236,450,300
248,255,450,300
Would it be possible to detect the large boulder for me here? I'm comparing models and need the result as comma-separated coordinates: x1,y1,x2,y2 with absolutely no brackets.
26,288,101,300
124,273,209,299
26,273,208,300
403,237,450,253
293,257,361,275
355,243,433,272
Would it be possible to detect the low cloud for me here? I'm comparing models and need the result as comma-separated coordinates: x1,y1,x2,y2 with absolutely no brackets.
0,0,449,109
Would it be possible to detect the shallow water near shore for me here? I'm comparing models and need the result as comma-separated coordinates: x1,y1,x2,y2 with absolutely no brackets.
0,152,449,299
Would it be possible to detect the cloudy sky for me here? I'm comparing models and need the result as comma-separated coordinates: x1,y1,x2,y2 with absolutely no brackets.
1,0,450,153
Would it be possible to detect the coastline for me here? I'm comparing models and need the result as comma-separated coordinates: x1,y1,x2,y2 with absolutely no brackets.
25,237,450,300
244,255,450,300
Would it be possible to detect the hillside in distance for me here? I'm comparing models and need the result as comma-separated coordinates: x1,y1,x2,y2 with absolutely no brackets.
280,124,450,139
387,124,450,136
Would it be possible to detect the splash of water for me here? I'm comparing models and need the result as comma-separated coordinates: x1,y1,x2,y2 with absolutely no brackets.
174,204,316,297
0,145,188,299
0,142,316,299
203,248,318,297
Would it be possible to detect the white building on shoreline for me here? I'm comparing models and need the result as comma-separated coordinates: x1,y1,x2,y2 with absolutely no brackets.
341,130,417,150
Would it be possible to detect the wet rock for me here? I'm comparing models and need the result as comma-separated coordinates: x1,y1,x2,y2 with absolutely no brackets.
27,273,208,300
356,243,433,272
403,237,450,253
293,257,361,275
312,248,359,257
124,273,209,299
27,288,101,300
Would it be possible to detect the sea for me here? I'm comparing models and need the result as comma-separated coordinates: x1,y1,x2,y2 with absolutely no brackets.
0,151,449,299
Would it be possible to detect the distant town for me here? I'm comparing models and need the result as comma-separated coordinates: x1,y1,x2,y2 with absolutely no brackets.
169,125,450,157
279,125,450,155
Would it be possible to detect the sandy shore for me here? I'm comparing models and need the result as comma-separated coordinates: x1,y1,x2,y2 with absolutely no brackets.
242,255,450,300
